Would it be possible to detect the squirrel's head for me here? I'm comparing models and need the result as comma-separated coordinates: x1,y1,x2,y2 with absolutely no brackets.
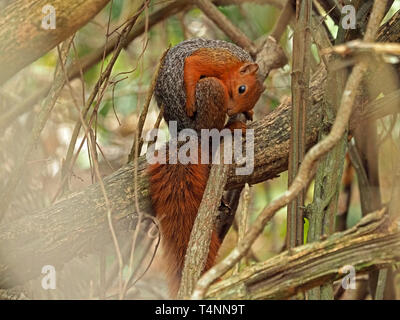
227,62,265,116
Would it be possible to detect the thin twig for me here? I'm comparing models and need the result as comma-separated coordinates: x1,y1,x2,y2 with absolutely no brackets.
234,183,250,274
194,0,257,56
127,47,170,162
147,104,165,150
270,0,294,41
322,40,400,56
60,2,147,196
56,40,126,299
121,128,142,299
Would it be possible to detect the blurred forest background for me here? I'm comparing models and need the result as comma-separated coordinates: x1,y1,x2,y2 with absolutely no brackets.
0,0,400,300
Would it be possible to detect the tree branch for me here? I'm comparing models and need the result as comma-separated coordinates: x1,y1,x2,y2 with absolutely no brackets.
206,210,400,299
0,0,111,86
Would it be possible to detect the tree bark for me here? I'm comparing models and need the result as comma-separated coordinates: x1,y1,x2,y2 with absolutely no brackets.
206,210,400,299
0,0,111,85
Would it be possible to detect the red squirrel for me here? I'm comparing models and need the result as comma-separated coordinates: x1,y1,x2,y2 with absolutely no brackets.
149,39,264,297
184,47,262,127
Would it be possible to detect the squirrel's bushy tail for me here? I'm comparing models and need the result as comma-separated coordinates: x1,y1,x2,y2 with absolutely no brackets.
148,160,220,297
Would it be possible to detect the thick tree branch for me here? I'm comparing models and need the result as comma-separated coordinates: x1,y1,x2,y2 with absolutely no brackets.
0,0,111,85
178,162,230,299
287,0,312,249
206,210,400,299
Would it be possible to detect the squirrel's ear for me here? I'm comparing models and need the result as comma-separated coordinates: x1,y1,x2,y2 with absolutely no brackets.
239,63,259,75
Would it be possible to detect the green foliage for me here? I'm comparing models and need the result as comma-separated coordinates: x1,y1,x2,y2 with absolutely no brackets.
219,4,278,38
111,0,124,20
167,17,185,46
269,98,281,110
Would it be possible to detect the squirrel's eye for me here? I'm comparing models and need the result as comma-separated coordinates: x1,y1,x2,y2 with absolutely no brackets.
238,85,246,94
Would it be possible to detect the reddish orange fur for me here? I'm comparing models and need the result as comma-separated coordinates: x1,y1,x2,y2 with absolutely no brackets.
148,155,220,297
184,47,264,118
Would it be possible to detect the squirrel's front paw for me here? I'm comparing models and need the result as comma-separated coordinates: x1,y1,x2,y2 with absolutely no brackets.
185,101,197,118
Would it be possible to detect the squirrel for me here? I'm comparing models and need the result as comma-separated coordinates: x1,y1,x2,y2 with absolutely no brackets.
148,38,264,297
184,47,261,122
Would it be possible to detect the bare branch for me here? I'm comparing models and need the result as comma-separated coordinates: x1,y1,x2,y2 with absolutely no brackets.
287,0,312,249
194,0,257,55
